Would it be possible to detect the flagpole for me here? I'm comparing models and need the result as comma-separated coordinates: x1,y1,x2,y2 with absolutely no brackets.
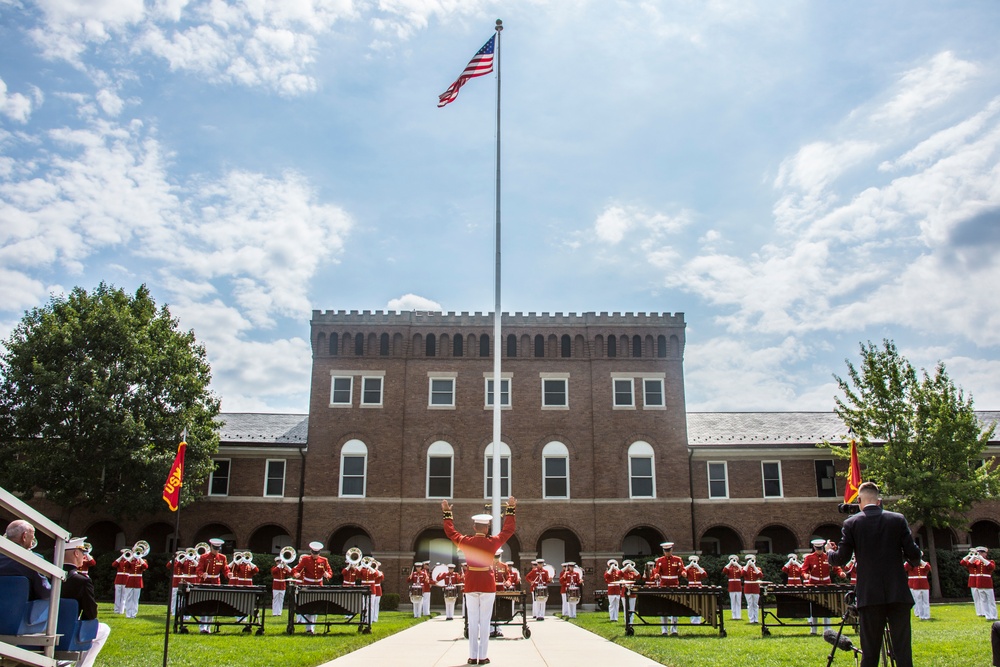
490,18,504,534
163,428,187,667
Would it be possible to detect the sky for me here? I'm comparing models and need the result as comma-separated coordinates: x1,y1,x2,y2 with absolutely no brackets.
2,1,1000,416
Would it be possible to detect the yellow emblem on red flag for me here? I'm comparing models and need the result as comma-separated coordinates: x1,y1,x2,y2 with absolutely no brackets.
162,440,187,512
843,439,862,504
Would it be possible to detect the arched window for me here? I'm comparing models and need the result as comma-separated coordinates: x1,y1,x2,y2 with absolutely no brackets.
607,335,617,358
632,335,642,358
534,334,545,358
340,440,368,497
560,334,571,358
427,441,454,498
628,441,656,498
426,333,437,357
484,442,511,499
355,333,364,356
380,333,390,356
479,335,490,358
657,335,667,358
506,334,517,358
453,334,464,357
542,441,569,499
329,333,339,356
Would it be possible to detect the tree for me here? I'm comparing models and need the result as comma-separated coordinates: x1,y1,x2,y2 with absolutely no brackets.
0,283,222,519
833,339,999,598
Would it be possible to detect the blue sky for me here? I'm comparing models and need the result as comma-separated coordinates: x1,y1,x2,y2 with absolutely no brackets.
2,1,1000,415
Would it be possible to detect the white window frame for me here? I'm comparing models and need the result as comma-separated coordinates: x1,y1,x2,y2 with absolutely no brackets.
428,374,456,409
542,441,570,499
484,442,511,499
484,375,512,408
330,375,353,407
707,461,729,499
642,378,665,409
264,459,286,497
762,460,784,498
426,441,454,499
628,441,656,499
340,439,368,498
209,458,231,497
613,378,635,409
541,374,569,409
360,376,384,407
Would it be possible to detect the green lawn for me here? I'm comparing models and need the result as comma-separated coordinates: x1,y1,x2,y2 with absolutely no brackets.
568,603,994,667
94,603,425,667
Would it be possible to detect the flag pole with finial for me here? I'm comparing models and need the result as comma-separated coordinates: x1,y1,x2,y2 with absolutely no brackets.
490,18,505,533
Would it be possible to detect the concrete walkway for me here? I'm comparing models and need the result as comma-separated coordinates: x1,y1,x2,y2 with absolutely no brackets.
318,614,660,667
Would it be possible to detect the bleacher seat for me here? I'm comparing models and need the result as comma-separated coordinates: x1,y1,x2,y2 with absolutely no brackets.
0,576,30,635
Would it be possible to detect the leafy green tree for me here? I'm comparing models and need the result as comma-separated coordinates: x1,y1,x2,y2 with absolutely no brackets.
0,283,221,520
833,339,999,597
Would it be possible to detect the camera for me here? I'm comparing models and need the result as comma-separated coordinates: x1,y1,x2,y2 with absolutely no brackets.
838,503,861,515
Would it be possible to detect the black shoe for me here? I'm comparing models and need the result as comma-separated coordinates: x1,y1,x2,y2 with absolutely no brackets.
479,660,491,665
467,660,477,665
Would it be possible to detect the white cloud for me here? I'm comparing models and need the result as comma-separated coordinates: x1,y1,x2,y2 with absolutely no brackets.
0,78,37,123
869,51,980,126
387,294,443,311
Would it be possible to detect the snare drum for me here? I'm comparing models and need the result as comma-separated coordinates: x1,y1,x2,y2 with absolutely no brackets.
409,584,424,604
566,584,581,604
443,585,458,601
533,583,549,602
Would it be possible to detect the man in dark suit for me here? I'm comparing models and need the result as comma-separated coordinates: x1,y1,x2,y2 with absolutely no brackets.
0,519,51,600
827,481,921,667
62,537,111,667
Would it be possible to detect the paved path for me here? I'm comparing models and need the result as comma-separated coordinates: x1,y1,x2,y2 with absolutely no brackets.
318,614,660,667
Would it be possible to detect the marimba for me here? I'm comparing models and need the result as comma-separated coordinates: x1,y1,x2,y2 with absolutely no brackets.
463,590,530,639
286,584,372,634
174,584,267,635
624,585,727,637
759,584,856,636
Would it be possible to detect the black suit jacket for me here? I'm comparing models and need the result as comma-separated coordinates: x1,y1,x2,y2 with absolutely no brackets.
61,564,98,620
828,504,921,608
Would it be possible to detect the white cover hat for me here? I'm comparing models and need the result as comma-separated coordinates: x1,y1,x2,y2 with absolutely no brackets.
472,514,493,523
308,541,323,551
811,538,826,547
209,538,225,547
660,542,674,549
65,537,87,551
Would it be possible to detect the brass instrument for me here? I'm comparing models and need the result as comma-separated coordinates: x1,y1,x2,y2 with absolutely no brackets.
360,555,374,568
185,547,199,563
132,540,151,559
279,545,297,565
195,542,211,557
122,547,134,561
82,542,93,556
346,547,363,569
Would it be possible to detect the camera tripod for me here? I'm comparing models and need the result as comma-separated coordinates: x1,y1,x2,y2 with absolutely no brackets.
825,592,896,667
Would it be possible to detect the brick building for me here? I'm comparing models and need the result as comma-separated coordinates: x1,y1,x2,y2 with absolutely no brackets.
29,311,1000,597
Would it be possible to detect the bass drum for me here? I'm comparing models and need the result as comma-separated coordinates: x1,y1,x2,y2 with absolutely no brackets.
430,563,449,586
566,584,581,604
409,584,424,604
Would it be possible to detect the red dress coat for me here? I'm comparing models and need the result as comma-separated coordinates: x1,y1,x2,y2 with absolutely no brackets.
443,512,516,594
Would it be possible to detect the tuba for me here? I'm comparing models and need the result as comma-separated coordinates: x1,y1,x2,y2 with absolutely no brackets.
279,546,297,565
346,547,363,569
195,542,211,557
83,542,93,556
360,556,374,569
185,547,199,563
132,540,151,559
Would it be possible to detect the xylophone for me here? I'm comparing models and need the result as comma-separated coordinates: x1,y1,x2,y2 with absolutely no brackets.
624,585,727,636
174,584,267,635
286,584,372,634
759,584,856,636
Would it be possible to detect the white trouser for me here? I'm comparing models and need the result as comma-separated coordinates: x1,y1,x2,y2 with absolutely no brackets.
745,593,760,623
607,594,620,621
296,614,317,632
532,595,546,619
660,616,677,633
113,584,125,614
567,599,577,618
422,591,431,616
808,615,830,633
444,597,457,619
975,587,998,620
465,592,496,661
370,595,381,623
909,588,929,619
77,622,111,667
561,592,568,615
123,587,141,618
729,591,742,619
412,598,422,618
272,590,285,616
973,587,985,615
170,587,179,615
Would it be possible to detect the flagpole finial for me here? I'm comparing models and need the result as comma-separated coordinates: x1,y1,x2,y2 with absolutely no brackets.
495,19,503,31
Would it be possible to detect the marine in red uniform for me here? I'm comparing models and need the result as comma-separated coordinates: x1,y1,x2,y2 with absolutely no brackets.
801,538,833,634
559,562,583,618
526,559,551,621
111,550,129,614
227,554,259,586
685,555,708,625
292,541,333,634
782,553,803,586
493,553,511,591
605,559,622,622
436,563,463,620
620,559,640,617
442,497,517,666
904,554,931,620
271,556,292,616
652,542,686,634
722,554,743,620
406,562,430,618
961,547,997,620
742,555,763,624
79,547,96,578
505,561,521,590
122,552,148,619
196,538,230,633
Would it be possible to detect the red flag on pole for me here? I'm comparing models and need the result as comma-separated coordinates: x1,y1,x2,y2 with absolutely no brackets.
843,439,862,504
162,440,187,512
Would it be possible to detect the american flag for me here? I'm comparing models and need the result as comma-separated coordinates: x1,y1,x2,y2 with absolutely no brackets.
438,35,495,108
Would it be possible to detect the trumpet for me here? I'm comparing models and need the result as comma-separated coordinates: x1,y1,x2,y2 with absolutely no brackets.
122,548,134,561
132,540,151,559
346,547,363,569
83,542,93,556
185,547,199,563
279,545,297,565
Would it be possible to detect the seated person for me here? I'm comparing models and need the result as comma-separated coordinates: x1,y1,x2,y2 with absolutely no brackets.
0,519,51,600
62,537,111,667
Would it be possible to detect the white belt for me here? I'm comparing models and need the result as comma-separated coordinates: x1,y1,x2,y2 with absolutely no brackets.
728,578,742,582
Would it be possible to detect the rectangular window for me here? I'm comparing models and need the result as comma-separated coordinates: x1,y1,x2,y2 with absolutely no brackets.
341,456,366,496
542,378,568,408
429,378,455,407
209,459,230,496
708,461,729,499
815,459,837,498
762,461,783,498
427,457,453,498
330,376,353,406
543,457,568,498
361,376,383,406
642,378,664,408
485,378,511,407
613,379,634,407
485,457,510,498
630,457,654,498
264,459,286,497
